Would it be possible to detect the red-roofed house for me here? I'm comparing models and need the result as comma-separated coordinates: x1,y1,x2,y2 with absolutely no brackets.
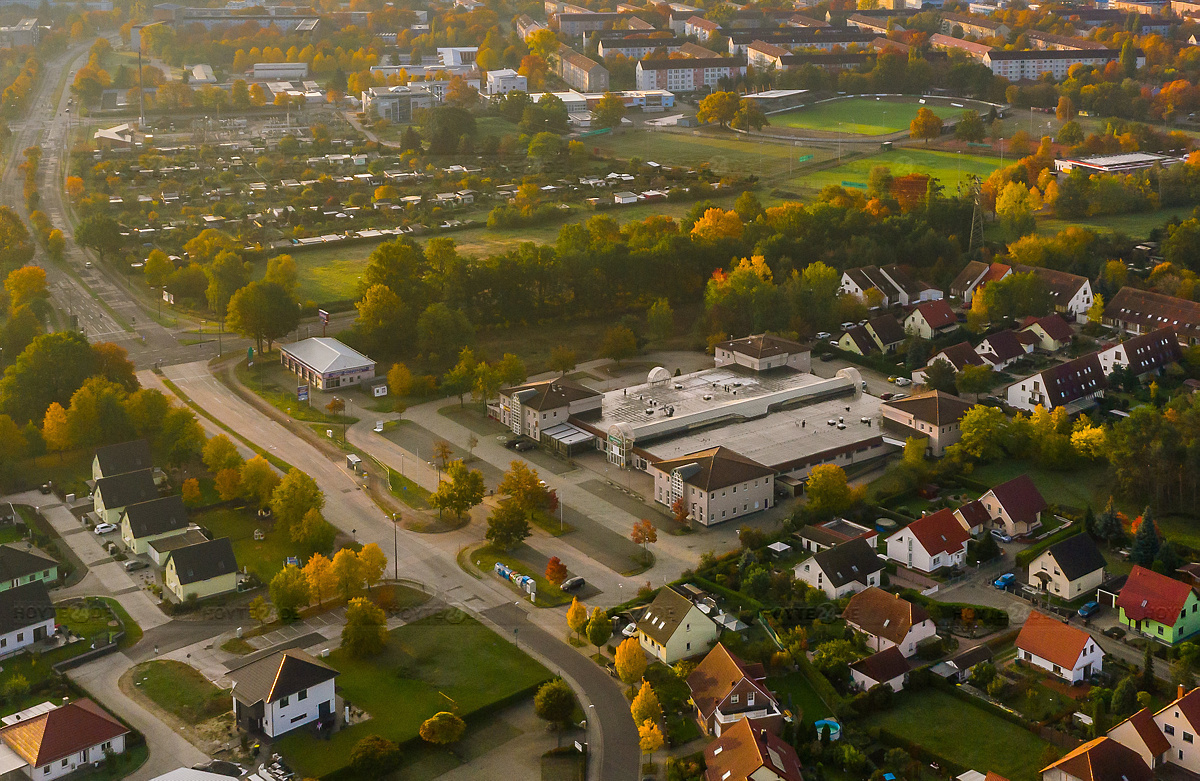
1109,707,1171,770
850,646,911,692
904,300,960,339
703,716,805,781
975,329,1037,370
0,699,129,780
1150,686,1200,770
953,500,991,536
842,586,937,656
885,508,970,573
979,474,1047,538
687,643,782,736
1116,565,1200,644
1022,314,1074,352
1016,610,1104,682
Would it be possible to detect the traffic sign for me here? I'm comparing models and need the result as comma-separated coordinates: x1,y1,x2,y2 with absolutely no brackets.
796,154,814,163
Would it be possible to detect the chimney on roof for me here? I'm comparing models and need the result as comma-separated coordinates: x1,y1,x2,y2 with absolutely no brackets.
1182,684,1187,699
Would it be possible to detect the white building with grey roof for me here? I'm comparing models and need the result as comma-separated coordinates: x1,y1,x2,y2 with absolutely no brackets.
279,337,375,391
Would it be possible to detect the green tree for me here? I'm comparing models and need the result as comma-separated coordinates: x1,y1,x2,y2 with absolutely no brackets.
594,91,626,129
1057,120,1084,146
204,250,250,317
202,433,243,473
269,564,310,621
730,98,768,131
954,110,986,142
419,712,466,746
1130,508,1160,567
955,364,994,398
549,345,577,375
805,464,860,519
342,597,387,658
417,303,474,362
696,91,740,127
586,606,612,650
599,325,637,363
350,735,401,778
527,131,563,165
534,678,576,731
0,331,97,423
270,468,324,535
485,499,530,550
143,250,174,289
1140,644,1156,693
430,460,485,519
226,281,300,353
75,215,122,259
924,357,958,394
645,299,674,343
157,407,205,468
1111,676,1139,715
240,455,280,508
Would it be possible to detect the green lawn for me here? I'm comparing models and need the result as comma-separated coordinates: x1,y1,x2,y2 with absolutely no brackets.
131,660,229,722
469,543,572,607
190,506,297,584
767,671,833,723
1036,207,1188,239
771,97,968,136
255,243,374,305
587,130,833,180
864,688,1053,781
969,459,1111,513
788,148,1002,195
275,613,552,778
56,604,118,641
998,680,1075,722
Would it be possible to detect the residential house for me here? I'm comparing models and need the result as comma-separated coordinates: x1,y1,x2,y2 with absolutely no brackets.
979,474,1047,538
866,315,907,354
649,447,775,526
1021,314,1074,352
850,646,911,692
939,11,1011,36
1108,707,1170,770
1041,737,1152,781
885,508,970,574
93,469,158,526
912,342,984,385
1148,686,1200,770
146,529,209,567
986,48,1140,82
842,587,936,656
714,334,811,373
92,439,152,481
1017,265,1094,323
0,581,54,657
636,586,720,663
930,644,993,682
555,44,609,91
229,648,338,738
975,329,1037,371
119,495,190,555
163,537,238,602
1116,565,1200,643
1005,352,1107,412
1028,532,1106,600
950,260,1011,304
702,716,805,781
687,643,782,736
841,264,941,307
838,325,878,356
796,518,877,554
1016,610,1104,682
953,500,992,536
795,538,884,599
880,391,975,456
1097,328,1182,379
0,699,129,781
0,546,57,592
1104,287,1200,346
634,56,745,91
497,378,602,440
904,300,960,339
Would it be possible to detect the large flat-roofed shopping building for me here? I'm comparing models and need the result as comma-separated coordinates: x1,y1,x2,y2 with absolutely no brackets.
279,337,375,390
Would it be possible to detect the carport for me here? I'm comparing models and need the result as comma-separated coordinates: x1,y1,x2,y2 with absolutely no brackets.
540,423,594,457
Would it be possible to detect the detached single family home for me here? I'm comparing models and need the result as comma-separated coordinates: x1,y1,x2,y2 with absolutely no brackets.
850,646,910,692
0,580,54,657
0,699,129,781
1042,737,1152,781
795,538,883,599
904,300,959,339
842,587,936,657
1028,532,1106,600
229,648,339,738
92,439,153,481
979,474,1047,538
702,717,805,781
636,586,720,663
93,469,158,526
1116,565,1200,644
163,537,238,602
885,508,970,574
0,545,58,592
1016,610,1103,682
1021,314,1074,352
687,643,782,736
119,495,190,555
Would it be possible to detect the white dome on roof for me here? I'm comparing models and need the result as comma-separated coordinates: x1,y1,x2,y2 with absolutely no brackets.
647,366,671,384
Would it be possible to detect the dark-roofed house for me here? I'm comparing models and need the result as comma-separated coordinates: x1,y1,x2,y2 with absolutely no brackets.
1098,328,1182,378
1017,610,1103,682
795,518,877,554
850,646,911,692
1016,265,1094,323
795,538,884,599
0,699,129,780
715,334,811,373
650,447,774,526
119,495,190,555
0,581,54,657
1041,736,1152,781
1145,686,1200,771
840,264,941,307
837,325,878,356
146,528,209,566
93,469,158,525
866,315,907,354
1108,707,1170,770
885,508,970,574
163,537,238,602
980,474,1047,538
497,378,602,441
930,643,993,682
0,545,57,593
842,587,936,657
904,300,959,339
637,586,720,663
880,391,975,456
92,440,152,481
1116,565,1200,644
228,648,338,738
1021,313,1074,352
1104,287,1200,346
687,643,782,736
1029,532,1106,600
953,500,991,536
950,260,989,302
975,329,1037,370
1006,352,1107,412
913,342,984,386
703,716,804,781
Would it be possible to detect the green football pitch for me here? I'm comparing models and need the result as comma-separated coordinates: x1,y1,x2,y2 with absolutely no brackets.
772,97,972,136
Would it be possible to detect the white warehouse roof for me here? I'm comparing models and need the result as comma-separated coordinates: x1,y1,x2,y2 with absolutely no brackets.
280,337,374,374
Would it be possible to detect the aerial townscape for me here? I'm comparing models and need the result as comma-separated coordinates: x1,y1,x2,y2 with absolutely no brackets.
7,0,1200,780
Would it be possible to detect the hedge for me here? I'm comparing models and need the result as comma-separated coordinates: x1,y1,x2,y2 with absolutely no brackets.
796,653,845,718
690,577,767,612
899,589,1009,629
877,727,971,777
933,676,1033,731
1015,523,1083,568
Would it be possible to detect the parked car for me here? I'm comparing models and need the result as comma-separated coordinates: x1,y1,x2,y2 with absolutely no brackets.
124,560,149,572
1104,626,1127,640
513,440,536,452
990,529,1012,543
1078,601,1101,618
815,331,831,340
503,438,520,449
894,377,912,387
993,573,1016,589
560,576,584,592
93,523,117,535
887,376,897,383
621,622,639,638
819,354,834,362
881,392,896,401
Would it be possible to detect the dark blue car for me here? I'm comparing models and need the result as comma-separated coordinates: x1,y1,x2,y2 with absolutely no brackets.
1078,601,1101,618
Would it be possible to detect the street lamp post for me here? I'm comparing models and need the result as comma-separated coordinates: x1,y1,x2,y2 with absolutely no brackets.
390,512,400,580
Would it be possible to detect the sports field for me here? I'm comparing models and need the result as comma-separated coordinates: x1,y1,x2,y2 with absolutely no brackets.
772,97,969,136
588,130,834,179
786,147,1003,195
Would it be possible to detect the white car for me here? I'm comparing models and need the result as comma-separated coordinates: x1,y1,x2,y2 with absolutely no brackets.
815,331,832,340
894,377,912,387
621,623,639,638
93,523,117,535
